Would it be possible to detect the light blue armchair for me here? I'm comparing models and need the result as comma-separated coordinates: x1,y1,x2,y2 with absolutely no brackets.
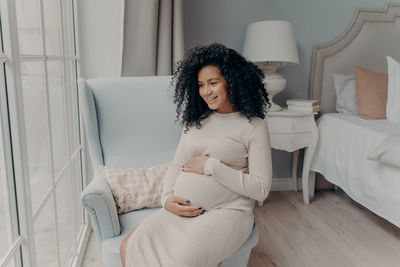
79,76,259,267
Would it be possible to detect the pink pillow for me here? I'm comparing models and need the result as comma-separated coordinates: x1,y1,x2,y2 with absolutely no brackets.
355,66,388,119
100,164,168,214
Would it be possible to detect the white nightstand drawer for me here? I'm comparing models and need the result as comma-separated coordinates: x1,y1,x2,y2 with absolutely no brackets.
269,132,312,152
267,116,311,133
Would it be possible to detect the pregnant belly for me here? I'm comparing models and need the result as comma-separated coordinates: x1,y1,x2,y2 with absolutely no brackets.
174,172,238,210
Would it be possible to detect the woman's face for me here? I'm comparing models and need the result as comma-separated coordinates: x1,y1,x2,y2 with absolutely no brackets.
198,65,233,114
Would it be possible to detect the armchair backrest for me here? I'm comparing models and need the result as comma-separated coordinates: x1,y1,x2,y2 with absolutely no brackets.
78,76,181,176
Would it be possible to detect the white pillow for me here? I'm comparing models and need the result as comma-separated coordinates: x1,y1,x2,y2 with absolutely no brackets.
367,135,400,168
333,74,357,114
386,56,400,122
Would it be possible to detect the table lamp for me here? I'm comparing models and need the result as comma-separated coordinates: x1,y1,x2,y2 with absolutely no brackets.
243,20,299,111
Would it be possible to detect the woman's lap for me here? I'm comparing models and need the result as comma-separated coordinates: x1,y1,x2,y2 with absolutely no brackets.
126,208,253,266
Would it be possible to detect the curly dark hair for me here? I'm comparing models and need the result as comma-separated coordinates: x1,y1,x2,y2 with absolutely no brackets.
172,43,270,129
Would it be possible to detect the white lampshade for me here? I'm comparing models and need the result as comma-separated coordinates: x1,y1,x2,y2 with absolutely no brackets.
243,20,299,64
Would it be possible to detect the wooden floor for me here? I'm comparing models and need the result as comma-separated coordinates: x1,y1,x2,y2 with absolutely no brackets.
82,191,400,267
81,232,103,267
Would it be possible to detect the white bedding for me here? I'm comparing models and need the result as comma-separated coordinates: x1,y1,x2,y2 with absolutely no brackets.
368,134,400,168
310,113,400,227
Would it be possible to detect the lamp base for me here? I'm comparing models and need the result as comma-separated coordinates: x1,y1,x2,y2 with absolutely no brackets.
263,72,287,111
269,102,283,111
257,62,287,111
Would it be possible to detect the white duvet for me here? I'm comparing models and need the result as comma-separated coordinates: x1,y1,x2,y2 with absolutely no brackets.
368,134,400,168
310,113,400,227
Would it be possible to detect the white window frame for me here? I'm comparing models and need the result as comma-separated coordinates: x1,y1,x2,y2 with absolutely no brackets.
0,0,89,266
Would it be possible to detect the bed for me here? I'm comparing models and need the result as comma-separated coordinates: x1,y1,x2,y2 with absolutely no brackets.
308,4,400,228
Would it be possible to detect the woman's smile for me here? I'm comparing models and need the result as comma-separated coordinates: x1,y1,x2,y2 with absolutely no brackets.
206,96,217,102
198,65,233,114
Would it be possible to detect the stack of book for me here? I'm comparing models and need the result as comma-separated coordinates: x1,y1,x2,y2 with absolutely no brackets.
286,99,320,113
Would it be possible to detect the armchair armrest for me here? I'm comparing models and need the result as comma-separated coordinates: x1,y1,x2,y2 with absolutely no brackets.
81,177,121,241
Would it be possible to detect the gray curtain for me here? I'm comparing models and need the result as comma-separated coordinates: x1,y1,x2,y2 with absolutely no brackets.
121,0,184,76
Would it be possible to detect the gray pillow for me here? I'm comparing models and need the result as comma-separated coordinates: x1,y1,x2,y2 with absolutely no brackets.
333,74,357,114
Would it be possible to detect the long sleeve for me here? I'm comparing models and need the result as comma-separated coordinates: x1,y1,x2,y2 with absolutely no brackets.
160,130,187,207
204,120,272,202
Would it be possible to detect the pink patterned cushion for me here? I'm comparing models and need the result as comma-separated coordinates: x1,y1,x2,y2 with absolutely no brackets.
100,164,168,214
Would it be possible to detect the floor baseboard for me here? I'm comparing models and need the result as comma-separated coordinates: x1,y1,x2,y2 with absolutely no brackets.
271,178,296,191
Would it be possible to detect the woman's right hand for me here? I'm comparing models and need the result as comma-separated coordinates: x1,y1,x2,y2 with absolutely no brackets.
164,196,205,217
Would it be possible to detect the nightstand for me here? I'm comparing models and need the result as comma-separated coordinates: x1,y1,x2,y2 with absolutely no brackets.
266,108,318,204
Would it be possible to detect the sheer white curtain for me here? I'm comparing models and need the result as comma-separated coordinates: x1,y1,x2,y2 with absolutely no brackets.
121,0,184,76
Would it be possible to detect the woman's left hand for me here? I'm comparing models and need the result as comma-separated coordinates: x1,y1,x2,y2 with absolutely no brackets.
183,155,209,175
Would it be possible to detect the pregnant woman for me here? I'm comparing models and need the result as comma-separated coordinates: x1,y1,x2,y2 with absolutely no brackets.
121,43,272,267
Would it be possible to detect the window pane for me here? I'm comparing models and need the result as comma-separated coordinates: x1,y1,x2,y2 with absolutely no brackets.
72,157,84,233
47,61,67,176
0,81,14,264
66,60,80,152
34,197,57,267
2,257,16,267
56,172,74,265
0,162,11,267
6,258,16,267
0,147,14,263
15,0,43,55
20,62,52,212
43,0,62,55
60,0,74,57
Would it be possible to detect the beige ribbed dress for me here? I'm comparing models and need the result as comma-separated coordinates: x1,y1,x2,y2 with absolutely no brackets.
126,112,272,267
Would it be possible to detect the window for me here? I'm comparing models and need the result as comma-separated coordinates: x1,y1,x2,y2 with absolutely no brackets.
0,0,86,266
